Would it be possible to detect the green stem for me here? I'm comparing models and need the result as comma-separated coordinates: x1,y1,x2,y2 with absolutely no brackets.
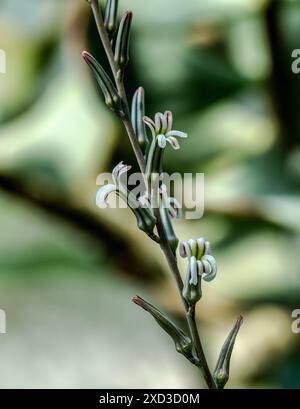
154,209,216,389
186,306,216,389
89,0,215,389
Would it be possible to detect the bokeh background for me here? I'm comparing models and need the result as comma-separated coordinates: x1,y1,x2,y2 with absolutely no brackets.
0,0,299,388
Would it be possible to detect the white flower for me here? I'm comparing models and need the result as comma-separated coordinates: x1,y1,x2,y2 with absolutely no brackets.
96,161,132,208
112,161,132,185
95,161,157,235
179,238,217,283
143,111,187,150
96,184,117,208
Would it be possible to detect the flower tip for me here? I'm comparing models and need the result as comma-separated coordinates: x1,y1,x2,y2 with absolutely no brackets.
237,315,244,326
132,295,141,305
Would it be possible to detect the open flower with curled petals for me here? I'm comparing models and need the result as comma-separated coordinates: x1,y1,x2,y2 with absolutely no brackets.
180,237,217,305
143,111,187,150
96,162,135,208
96,162,157,236
143,111,188,190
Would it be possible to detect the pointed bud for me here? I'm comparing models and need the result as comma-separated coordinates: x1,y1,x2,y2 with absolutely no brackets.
159,205,178,253
182,256,202,306
132,296,193,360
104,0,119,38
114,11,133,68
213,316,243,389
132,207,156,235
131,87,149,154
82,51,124,116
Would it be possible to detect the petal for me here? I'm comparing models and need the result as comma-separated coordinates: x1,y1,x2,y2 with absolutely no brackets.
202,259,211,276
197,260,204,276
143,116,156,139
112,161,124,176
196,238,205,259
155,112,166,134
112,161,131,184
165,111,173,133
202,255,217,282
204,240,211,255
179,241,190,258
188,239,197,257
96,184,117,208
166,136,180,150
189,256,198,286
157,134,167,148
166,130,188,139
118,164,132,177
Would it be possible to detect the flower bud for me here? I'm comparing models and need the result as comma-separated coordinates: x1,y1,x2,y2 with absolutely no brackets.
114,11,133,68
82,51,124,116
132,207,156,235
213,316,243,389
131,87,149,154
104,0,119,38
159,203,178,253
132,295,194,360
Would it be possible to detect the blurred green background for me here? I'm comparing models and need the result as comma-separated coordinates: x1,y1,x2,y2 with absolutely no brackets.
0,0,299,388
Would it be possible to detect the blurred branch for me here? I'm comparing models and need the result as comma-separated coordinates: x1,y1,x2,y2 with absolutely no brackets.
0,172,162,281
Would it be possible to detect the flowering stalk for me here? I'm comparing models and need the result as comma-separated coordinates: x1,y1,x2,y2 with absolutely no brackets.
83,0,242,389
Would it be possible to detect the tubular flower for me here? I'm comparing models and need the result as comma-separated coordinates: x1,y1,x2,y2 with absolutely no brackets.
143,111,187,150
143,111,188,188
179,238,217,284
96,162,156,235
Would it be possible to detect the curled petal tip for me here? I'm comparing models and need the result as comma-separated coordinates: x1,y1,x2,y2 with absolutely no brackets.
132,295,142,305
96,184,117,208
202,255,217,282
166,136,180,150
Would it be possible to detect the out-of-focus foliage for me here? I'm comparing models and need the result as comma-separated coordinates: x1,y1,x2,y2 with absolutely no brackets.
0,0,299,388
